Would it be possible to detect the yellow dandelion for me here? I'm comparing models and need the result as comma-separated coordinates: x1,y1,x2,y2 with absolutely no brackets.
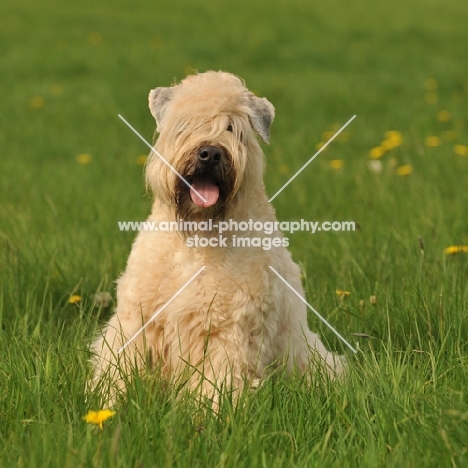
49,84,63,96
443,131,457,142
278,163,290,175
424,78,438,90
88,32,102,46
29,96,45,109
68,295,81,304
336,290,351,298
437,110,451,122
77,153,92,164
330,159,343,170
315,141,328,152
396,164,413,176
425,92,438,104
321,130,335,141
381,131,403,150
454,145,468,156
369,146,385,159
380,140,393,151
425,136,442,147
384,130,403,142
444,245,468,255
136,154,148,165
83,409,116,430
370,295,378,305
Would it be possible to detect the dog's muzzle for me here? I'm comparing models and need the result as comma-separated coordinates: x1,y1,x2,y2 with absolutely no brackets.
198,146,222,167
189,146,224,208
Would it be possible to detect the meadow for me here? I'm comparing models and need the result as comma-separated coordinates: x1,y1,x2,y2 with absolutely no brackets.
1,0,468,466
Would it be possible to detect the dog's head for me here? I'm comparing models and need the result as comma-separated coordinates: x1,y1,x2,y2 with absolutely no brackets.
145,71,274,221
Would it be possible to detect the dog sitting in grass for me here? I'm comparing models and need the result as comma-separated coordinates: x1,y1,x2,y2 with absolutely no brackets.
89,71,346,405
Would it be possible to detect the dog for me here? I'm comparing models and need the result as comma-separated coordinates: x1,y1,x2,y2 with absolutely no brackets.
89,71,346,405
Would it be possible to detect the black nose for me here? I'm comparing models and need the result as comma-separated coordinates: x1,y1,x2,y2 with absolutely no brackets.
198,146,221,166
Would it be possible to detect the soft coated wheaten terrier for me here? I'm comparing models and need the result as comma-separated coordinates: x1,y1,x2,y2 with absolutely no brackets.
90,71,346,405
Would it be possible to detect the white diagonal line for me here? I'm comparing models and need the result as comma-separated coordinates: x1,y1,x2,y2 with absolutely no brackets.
117,266,206,354
269,266,357,353
118,114,208,203
268,115,356,202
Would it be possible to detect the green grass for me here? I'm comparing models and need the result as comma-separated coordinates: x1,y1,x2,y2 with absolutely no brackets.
1,0,468,466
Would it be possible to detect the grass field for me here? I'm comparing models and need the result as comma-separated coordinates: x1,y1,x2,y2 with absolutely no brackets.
1,0,468,466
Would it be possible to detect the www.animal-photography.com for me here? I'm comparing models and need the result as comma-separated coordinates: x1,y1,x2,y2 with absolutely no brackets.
1,0,468,466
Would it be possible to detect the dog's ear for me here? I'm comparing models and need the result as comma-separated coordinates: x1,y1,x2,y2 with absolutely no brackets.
247,94,275,144
148,87,173,129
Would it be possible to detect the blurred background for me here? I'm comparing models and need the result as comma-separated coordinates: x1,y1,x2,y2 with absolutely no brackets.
1,0,467,340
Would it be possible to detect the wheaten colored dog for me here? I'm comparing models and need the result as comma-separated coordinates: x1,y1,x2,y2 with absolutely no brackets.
90,71,346,405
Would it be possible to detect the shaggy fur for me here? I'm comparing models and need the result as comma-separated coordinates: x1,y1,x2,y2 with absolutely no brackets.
89,71,346,405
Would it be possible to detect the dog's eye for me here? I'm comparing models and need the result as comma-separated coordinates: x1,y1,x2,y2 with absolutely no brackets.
226,124,233,132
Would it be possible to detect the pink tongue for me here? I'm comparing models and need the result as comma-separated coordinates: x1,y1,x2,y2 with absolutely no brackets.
190,175,219,208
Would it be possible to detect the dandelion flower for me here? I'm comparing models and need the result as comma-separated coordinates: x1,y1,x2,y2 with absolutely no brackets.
336,290,351,298
29,96,45,109
369,146,385,159
383,131,403,148
381,138,402,151
437,110,451,122
424,78,438,90
315,141,328,152
77,153,92,164
370,295,377,305
83,409,116,430
444,245,468,255
454,145,468,156
396,164,413,176
321,131,335,141
330,159,343,170
425,136,441,147
68,295,81,304
380,140,393,151
136,154,148,165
